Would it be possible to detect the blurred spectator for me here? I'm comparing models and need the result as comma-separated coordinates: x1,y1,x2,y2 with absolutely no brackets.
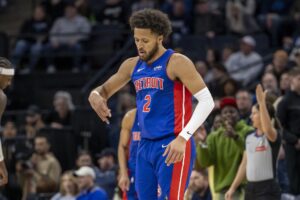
195,61,213,84
131,0,156,13
236,89,253,125
225,36,263,87
76,151,93,168
42,0,66,23
11,5,50,73
95,148,118,199
256,0,293,46
16,134,61,199
265,50,289,81
207,63,229,98
168,0,190,45
222,78,239,97
74,166,108,200
222,46,235,64
96,0,127,25
211,114,222,131
51,171,79,200
226,0,259,35
277,68,300,197
279,71,291,94
261,72,280,98
289,48,300,67
74,0,92,18
47,91,74,128
44,3,91,73
2,120,17,139
22,105,45,138
185,170,212,200
206,48,221,69
206,0,226,14
193,0,225,38
197,97,254,199
117,92,135,117
226,84,281,200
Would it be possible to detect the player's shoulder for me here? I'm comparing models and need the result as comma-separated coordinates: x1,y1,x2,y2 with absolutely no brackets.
170,52,193,63
120,56,139,75
122,56,139,67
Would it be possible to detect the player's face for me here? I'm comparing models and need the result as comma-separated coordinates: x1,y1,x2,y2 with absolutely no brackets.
0,75,13,90
134,28,162,62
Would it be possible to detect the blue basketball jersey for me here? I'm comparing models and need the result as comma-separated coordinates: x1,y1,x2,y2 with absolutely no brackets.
131,49,193,139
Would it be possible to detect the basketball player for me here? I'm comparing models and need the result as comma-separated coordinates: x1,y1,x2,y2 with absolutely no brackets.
118,108,140,200
89,9,214,200
0,57,15,186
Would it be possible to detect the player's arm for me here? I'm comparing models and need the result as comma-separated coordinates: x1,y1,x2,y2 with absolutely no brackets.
163,54,214,165
118,109,136,192
170,54,214,140
0,91,8,186
88,57,138,124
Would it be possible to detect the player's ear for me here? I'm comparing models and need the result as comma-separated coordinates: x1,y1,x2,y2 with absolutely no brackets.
158,35,163,43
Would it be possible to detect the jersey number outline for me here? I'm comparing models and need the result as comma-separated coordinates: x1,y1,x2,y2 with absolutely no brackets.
143,95,151,112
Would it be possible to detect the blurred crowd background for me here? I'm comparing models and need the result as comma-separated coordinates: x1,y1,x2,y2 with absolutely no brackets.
0,0,300,199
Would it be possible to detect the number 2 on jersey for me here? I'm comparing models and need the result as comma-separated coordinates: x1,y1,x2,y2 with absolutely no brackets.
143,95,151,112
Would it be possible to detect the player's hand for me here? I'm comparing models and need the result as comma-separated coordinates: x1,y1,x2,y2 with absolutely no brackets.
88,91,111,124
0,161,8,186
225,188,235,200
118,174,130,192
163,136,186,166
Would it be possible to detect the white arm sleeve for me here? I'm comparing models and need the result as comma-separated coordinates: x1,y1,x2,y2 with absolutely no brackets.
179,87,214,141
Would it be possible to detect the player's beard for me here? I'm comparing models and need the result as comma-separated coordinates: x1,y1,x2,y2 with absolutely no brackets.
142,43,159,62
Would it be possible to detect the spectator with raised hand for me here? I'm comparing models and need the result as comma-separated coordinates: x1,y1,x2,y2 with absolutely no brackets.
226,0,260,35
197,97,254,200
225,84,281,200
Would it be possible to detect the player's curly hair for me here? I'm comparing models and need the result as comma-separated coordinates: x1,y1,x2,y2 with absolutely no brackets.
0,57,13,69
129,9,172,39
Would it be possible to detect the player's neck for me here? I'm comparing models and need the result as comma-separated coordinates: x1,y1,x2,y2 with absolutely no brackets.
146,46,167,65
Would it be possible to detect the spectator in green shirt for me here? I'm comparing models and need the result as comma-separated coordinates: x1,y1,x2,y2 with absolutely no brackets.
196,97,254,200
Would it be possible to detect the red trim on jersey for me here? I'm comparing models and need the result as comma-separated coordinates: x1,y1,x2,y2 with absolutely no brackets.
174,82,183,134
184,87,192,126
123,191,128,200
169,140,192,199
173,82,192,134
